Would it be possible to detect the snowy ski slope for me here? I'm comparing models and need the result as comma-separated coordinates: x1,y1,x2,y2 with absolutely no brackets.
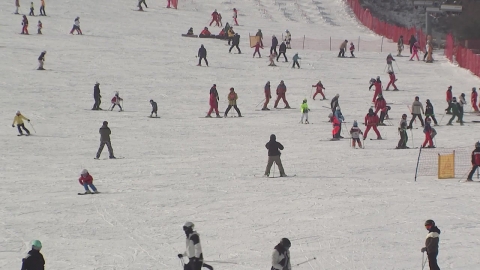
1,0,480,269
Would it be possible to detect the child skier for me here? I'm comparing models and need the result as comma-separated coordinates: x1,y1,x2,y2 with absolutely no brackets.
37,20,42,34
21,15,29,35
78,169,99,194
149,99,158,117
396,114,410,149
410,42,420,61
312,80,326,100
268,53,277,66
385,71,398,91
350,120,363,148
349,42,355,58
422,118,435,148
421,220,441,270
37,50,46,70
425,99,438,125
292,53,301,69
12,111,31,136
397,35,404,56
69,17,82,35
21,240,45,270
110,91,123,111
300,98,309,124
29,2,34,16
224,87,242,117
253,41,262,58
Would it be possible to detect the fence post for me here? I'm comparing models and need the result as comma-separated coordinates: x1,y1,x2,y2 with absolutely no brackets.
330,36,331,51
357,36,360,52
303,35,305,50
381,36,384,52
414,147,423,181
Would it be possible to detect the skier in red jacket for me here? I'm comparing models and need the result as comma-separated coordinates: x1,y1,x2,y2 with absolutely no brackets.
206,84,221,117
78,169,99,194
363,108,382,140
329,113,341,140
312,81,326,100
471,87,478,112
21,15,29,34
445,85,453,114
209,10,220,27
369,77,383,103
374,94,390,125
274,80,290,109
262,81,271,110
467,141,480,181
385,71,398,91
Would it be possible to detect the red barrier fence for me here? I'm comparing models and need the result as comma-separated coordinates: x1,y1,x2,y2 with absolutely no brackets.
445,34,480,77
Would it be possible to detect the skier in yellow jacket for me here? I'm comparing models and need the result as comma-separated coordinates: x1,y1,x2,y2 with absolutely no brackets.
12,111,31,136
224,87,242,117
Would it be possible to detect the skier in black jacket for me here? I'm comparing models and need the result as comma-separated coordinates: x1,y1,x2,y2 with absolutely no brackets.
421,220,441,270
270,35,278,55
21,240,45,270
92,82,102,110
37,50,46,70
150,99,158,117
425,99,438,125
276,42,287,62
264,134,287,177
229,33,241,54
197,45,208,66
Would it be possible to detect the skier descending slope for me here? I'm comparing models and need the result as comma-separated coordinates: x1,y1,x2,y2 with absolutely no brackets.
369,77,382,103
12,111,31,136
92,82,102,110
21,15,29,34
78,169,99,194
69,17,82,35
21,240,45,270
350,121,363,148
37,50,46,70
421,220,441,270
312,80,326,100
363,108,382,140
264,134,287,177
262,81,272,110
300,98,309,124
177,222,214,270
110,91,123,111
224,87,242,117
271,238,291,270
197,45,208,66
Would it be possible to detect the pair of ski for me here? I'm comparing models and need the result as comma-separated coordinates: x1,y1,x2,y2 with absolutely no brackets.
78,192,101,195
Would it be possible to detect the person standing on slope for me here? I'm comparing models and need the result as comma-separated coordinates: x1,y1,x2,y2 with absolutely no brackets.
409,96,425,128
425,99,438,126
386,53,395,72
285,30,292,49
37,50,46,70
408,35,417,54
206,84,221,118
12,111,31,136
271,238,291,270
92,82,102,110
37,20,42,35
458,93,467,121
209,9,219,27
21,240,45,270
338,39,347,57
421,118,435,148
410,42,420,61
385,71,398,91
110,91,123,111
363,108,382,140
350,120,363,148
262,81,271,110
78,169,99,194
300,98,309,124
369,76,382,103
264,134,287,177
95,121,116,159
253,41,263,58
177,222,213,270
21,15,29,35
197,44,208,66
349,42,355,58
396,114,410,149
471,87,478,112
330,94,339,114
328,112,341,140
312,80,326,100
227,27,235,45
224,87,242,117
268,53,276,66
397,35,404,56
466,141,480,181
255,29,263,47
229,33,241,54
421,220,441,270
69,17,82,35
233,8,239,25
446,97,462,125
334,107,345,137
40,0,46,16
291,53,300,68
445,85,453,114
29,1,34,16
149,99,158,117
277,42,287,62
15,0,20,14
274,80,290,109
374,94,388,125
270,35,278,55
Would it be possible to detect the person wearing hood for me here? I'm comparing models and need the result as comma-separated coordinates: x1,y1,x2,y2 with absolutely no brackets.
471,87,478,112
408,35,417,54
255,29,263,47
262,81,271,110
78,169,99,194
229,33,241,54
363,108,382,140
21,240,45,270
264,134,287,177
12,111,31,136
186,27,194,35
300,98,309,124
409,96,425,128
425,99,438,126
312,80,326,100
277,42,287,62
197,44,208,66
350,120,363,148
92,82,102,110
177,222,213,270
95,121,116,159
467,141,480,181
270,35,278,55
421,220,441,270
271,238,291,270
292,53,301,69
37,50,46,70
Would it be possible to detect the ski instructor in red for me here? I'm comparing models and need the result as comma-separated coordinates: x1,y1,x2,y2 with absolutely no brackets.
274,80,290,109
206,84,221,117
363,108,382,140
209,10,220,27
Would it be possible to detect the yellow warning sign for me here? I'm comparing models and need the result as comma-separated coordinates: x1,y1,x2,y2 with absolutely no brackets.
438,153,455,179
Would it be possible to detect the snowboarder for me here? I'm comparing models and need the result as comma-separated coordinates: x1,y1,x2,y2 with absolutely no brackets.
300,98,309,124
466,141,480,181
186,27,194,36
425,99,438,125
312,81,326,100
408,35,417,54
385,71,398,91
177,222,205,270
252,41,262,58
233,8,238,25
40,0,46,16
29,2,34,16
197,44,208,66
285,30,291,49
12,111,31,136
78,169,99,194
270,35,278,55
37,20,42,34
37,50,46,70
328,112,341,139
458,93,467,121
397,35,404,56
264,134,287,177
15,0,20,14
363,108,382,140
149,99,158,117
224,87,242,117
349,42,355,58
21,240,45,270
229,33,241,54
386,53,395,72
446,97,462,125
350,120,363,148
271,238,291,270
69,17,82,35
206,84,221,118
396,114,410,149
276,42,287,62
21,15,29,35
422,118,435,148
445,85,453,114
374,94,389,125
268,53,277,66
369,76,382,103
421,220,441,270
410,42,420,61
110,91,123,111
92,82,102,110
338,40,348,57
209,9,219,27
255,29,263,47
274,80,290,109
262,81,271,110
471,87,478,112
409,96,425,128
330,93,339,114
292,53,300,68
95,121,116,159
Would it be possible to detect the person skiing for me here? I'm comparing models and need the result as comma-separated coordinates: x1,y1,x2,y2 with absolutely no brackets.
209,9,219,27
291,53,301,68
95,121,116,159
270,35,278,55
425,99,438,126
349,42,355,58
217,13,222,26
264,134,287,177
233,8,238,25
268,53,277,66
300,98,309,124
396,114,410,149
12,111,31,136
37,50,46,70
330,93,339,114
334,107,345,137
421,220,441,270
262,81,271,110
285,30,291,49
328,112,341,140
276,42,287,62
274,80,290,109
423,40,430,61
92,82,102,110
197,44,208,66
110,91,123,111
312,81,326,100
350,120,363,148
369,76,382,103
252,41,263,58
410,42,420,61
458,93,467,122
446,97,462,125
37,20,42,35
229,33,241,54
471,87,479,112
149,99,158,117
397,35,404,56
40,0,46,16
29,1,34,16
255,29,263,47
466,141,480,181
374,94,388,125
271,238,291,270
177,222,213,270
78,169,99,194
338,39,348,57
386,53,395,72
15,0,20,14
227,27,235,45
409,96,425,128
385,71,398,91
363,108,382,140
206,84,221,118
69,17,82,35
408,34,417,54
21,15,29,35
445,85,453,114
21,240,45,270
422,118,435,148
224,87,242,117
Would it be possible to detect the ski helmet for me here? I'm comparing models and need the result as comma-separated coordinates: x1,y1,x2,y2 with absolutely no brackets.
280,238,291,248
303,98,307,103
16,110,21,115
448,85,452,89
81,169,88,175
353,120,358,127
335,93,339,97
31,240,42,250
150,99,153,103
402,113,407,118
426,99,430,103
425,220,435,226
328,113,333,118
476,141,480,148
452,97,457,101
376,76,380,80
415,96,419,100
183,221,194,230
103,121,108,126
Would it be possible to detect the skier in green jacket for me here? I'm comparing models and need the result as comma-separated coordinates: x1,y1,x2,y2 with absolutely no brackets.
300,98,309,124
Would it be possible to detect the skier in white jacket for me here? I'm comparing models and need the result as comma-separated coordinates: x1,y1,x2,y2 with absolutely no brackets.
271,238,291,270
177,222,213,270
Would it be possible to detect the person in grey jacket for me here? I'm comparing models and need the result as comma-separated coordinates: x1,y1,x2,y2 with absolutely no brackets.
271,238,291,270
95,121,116,159
409,96,425,128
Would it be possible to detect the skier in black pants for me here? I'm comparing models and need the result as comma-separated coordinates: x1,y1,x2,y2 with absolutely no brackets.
229,33,241,54
139,0,147,8
21,240,45,270
270,35,278,55
276,42,287,62
330,94,339,114
95,121,115,159
421,220,441,270
92,82,102,110
466,141,480,181
425,99,438,125
197,45,208,66
150,99,158,117
396,114,410,149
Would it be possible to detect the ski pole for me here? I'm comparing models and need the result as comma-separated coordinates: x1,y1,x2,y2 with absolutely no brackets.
255,98,265,108
438,113,445,125
310,86,314,99
273,162,276,178
295,257,316,266
421,252,427,270
29,121,36,133
410,128,415,148
179,257,185,268
394,60,400,72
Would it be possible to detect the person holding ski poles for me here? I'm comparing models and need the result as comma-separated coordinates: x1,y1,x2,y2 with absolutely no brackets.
12,111,31,136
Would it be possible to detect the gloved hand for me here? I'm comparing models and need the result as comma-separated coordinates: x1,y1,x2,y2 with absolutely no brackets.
177,254,183,258
189,257,199,264
269,95,272,98
421,247,427,253
216,97,219,101
27,119,30,122
12,125,14,127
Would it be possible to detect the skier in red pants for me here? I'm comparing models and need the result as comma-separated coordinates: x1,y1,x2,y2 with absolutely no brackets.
471,87,478,112
328,113,341,139
363,108,382,140
233,8,239,26
21,15,29,34
262,81,271,110
312,80,326,100
422,118,435,148
410,42,420,61
253,42,263,58
206,84,221,117
274,80,290,109
369,76,383,103
209,10,220,27
385,71,398,91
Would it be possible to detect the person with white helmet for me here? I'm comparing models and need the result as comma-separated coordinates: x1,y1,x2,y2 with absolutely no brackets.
78,169,99,194
285,30,291,49
21,240,45,270
110,91,123,111
271,238,291,270
350,121,363,148
178,222,213,270
12,111,31,136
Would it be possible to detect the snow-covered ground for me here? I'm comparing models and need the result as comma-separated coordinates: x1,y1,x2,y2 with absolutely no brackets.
1,0,480,269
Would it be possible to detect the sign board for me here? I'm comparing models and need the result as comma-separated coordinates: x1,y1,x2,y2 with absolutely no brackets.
413,1,434,6
426,7,442,12
440,4,462,12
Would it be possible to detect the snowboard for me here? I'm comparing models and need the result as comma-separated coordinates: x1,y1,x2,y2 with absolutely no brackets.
78,192,101,195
